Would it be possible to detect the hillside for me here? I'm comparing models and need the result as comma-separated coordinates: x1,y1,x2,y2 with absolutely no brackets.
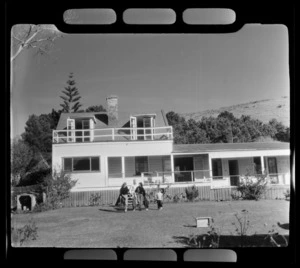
182,97,290,127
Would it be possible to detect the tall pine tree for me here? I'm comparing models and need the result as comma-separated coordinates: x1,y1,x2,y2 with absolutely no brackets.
60,73,82,113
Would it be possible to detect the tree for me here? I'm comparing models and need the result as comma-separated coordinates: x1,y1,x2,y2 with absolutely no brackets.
269,119,290,142
11,24,62,62
85,105,106,112
166,111,289,144
166,111,189,144
60,73,83,113
11,138,34,186
48,109,62,129
21,114,53,165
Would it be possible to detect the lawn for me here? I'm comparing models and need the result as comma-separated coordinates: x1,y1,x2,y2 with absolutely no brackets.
11,200,289,248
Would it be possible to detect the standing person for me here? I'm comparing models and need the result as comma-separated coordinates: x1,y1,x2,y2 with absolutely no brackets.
135,182,148,211
129,180,137,211
155,188,164,210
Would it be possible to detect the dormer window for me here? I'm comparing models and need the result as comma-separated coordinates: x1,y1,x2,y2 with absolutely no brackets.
75,119,90,142
130,114,156,140
66,116,95,143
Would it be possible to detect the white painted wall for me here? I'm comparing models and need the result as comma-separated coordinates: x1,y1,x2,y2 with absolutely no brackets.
53,141,290,190
52,140,173,189
211,177,230,189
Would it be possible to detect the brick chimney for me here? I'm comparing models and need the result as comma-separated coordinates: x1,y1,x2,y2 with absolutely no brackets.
106,95,118,126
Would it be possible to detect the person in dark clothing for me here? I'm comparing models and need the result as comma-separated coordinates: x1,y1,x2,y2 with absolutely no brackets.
115,182,130,212
135,182,148,211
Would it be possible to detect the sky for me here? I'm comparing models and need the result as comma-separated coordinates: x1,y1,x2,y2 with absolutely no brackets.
11,24,289,138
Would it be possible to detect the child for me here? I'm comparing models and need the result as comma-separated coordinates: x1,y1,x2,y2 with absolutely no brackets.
155,188,164,210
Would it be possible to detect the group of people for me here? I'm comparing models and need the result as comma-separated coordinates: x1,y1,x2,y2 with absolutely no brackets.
115,181,164,213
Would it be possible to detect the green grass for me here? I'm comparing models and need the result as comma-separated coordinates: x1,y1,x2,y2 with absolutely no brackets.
11,200,289,248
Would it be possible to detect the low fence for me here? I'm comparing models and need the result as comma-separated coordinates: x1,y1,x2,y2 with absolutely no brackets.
59,185,290,207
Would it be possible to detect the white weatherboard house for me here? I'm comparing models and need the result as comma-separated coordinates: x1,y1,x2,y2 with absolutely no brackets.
52,96,290,196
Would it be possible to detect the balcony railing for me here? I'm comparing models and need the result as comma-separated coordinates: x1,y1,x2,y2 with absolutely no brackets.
141,170,213,184
53,126,173,143
138,172,290,185
105,171,290,187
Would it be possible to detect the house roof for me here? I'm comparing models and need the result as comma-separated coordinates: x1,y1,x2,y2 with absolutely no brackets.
172,142,290,154
56,110,169,130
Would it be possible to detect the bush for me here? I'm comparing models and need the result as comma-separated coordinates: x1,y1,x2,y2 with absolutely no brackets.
11,219,38,246
32,202,53,213
283,189,290,200
185,185,199,202
89,193,102,206
172,193,185,203
34,171,77,211
231,191,241,200
237,174,268,201
232,210,251,247
188,225,221,248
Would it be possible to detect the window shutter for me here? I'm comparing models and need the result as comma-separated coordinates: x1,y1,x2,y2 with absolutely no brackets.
130,116,137,140
90,119,94,141
67,119,75,142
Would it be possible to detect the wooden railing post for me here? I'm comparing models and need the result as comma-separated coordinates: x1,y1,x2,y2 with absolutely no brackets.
112,129,115,140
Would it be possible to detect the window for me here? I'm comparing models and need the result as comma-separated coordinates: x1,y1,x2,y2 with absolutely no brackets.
212,159,223,178
268,157,278,184
108,157,122,178
75,119,90,142
64,158,72,171
91,157,100,171
253,157,262,174
63,157,100,172
135,156,148,175
73,158,90,171
268,157,278,174
135,116,155,140
143,117,153,140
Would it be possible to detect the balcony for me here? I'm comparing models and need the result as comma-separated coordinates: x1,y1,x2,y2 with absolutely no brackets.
53,126,173,143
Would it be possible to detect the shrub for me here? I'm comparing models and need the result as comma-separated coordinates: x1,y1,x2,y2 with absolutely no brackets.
34,171,77,211
89,193,102,206
231,191,241,200
11,219,38,246
188,225,221,248
232,210,251,247
237,174,268,200
32,202,53,213
283,189,290,200
185,185,199,202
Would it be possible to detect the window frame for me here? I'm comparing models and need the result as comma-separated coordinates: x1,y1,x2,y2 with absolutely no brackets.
63,156,100,172
212,158,223,178
135,156,149,176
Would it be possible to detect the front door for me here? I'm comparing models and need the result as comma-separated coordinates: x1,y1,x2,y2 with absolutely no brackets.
268,157,278,183
229,160,239,186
